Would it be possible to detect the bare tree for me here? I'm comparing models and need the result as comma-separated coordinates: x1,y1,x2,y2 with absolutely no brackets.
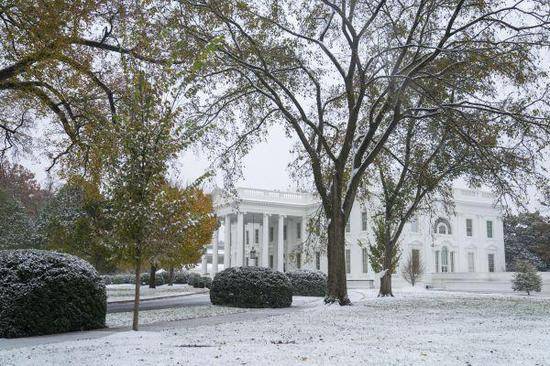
401,252,425,287
175,1,550,304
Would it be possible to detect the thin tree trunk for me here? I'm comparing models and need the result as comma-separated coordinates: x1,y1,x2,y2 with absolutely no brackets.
132,259,142,331
149,264,157,288
168,266,174,286
325,201,351,305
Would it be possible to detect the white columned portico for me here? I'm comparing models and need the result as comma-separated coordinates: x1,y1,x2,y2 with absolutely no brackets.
236,212,244,266
277,215,285,272
224,215,231,268
211,228,219,276
262,213,270,267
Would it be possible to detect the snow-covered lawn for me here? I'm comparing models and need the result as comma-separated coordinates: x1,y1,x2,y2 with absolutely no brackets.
2,289,550,365
106,305,249,328
107,284,204,302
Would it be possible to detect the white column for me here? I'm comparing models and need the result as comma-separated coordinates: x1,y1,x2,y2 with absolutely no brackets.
262,213,270,267
201,254,208,275
301,216,307,244
277,215,285,272
212,228,219,276
236,212,244,266
224,215,231,268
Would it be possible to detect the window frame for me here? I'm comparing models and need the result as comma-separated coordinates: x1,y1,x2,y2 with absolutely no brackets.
486,220,493,238
466,218,473,237
488,253,495,272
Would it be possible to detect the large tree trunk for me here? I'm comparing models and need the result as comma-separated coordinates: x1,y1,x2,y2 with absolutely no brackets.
132,259,142,331
325,195,351,305
168,266,174,286
149,264,157,288
378,238,394,297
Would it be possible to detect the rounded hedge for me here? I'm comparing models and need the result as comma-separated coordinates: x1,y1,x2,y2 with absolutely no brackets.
210,267,293,308
286,269,327,297
0,249,107,338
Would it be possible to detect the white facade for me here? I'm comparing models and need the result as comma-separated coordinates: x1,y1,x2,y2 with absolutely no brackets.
204,187,505,282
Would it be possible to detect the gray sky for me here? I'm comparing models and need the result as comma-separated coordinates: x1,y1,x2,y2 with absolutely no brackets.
8,120,548,213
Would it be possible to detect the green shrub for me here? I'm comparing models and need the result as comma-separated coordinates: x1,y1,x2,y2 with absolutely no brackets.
173,271,190,284
512,260,542,295
210,267,293,308
101,274,113,285
110,273,135,284
286,270,327,296
0,249,106,338
140,272,165,286
189,272,202,287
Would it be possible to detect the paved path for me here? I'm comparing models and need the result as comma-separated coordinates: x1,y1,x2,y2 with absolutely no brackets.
0,290,365,352
107,292,211,313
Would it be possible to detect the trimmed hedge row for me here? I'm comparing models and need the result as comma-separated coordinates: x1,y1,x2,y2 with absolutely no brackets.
102,270,192,286
210,267,292,308
0,249,106,338
286,269,327,297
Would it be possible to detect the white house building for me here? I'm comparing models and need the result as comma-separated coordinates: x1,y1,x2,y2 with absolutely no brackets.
202,187,505,287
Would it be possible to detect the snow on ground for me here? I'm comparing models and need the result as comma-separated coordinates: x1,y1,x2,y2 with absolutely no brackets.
106,305,249,328
2,289,550,365
107,284,203,302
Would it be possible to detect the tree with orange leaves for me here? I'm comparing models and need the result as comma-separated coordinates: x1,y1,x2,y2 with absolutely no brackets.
147,184,217,288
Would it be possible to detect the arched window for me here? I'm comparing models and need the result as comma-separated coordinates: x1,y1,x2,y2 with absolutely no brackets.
441,246,449,272
434,218,452,235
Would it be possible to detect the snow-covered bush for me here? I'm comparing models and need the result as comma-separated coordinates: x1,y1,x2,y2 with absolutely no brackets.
189,272,202,287
102,274,113,285
173,271,190,284
512,260,542,295
0,249,106,338
286,270,327,296
210,267,293,308
140,272,165,286
110,273,135,284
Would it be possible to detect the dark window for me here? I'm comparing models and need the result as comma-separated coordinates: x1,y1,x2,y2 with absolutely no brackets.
283,225,287,240
245,230,249,245
466,219,473,237
488,254,495,272
269,227,274,242
254,229,259,244
361,211,368,231
269,255,274,268
487,221,493,238
296,252,301,269
345,249,351,273
296,222,302,239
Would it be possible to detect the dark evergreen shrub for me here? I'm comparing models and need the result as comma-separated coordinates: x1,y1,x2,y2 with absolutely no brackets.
140,272,165,286
203,276,212,289
210,267,293,308
286,269,327,297
0,249,107,338
189,272,202,287
101,274,113,285
173,271,190,284
110,273,135,284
